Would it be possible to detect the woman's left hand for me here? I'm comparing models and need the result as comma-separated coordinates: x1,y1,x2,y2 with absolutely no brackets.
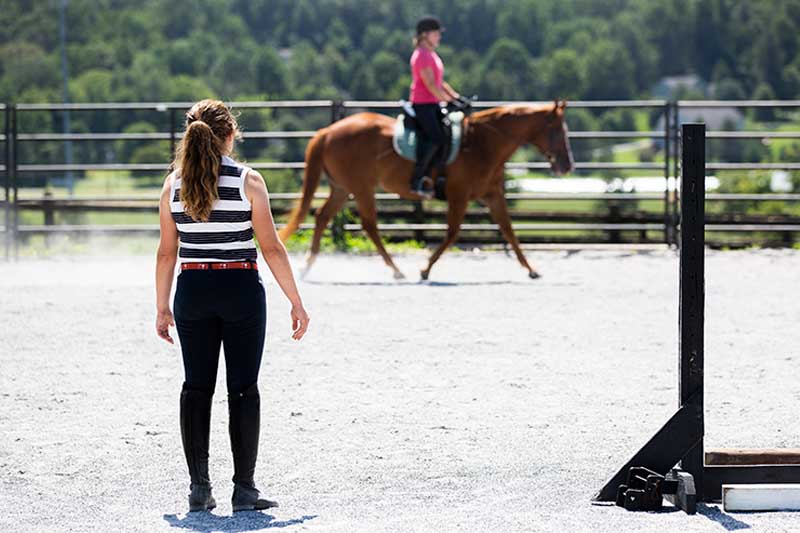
156,308,175,344
291,303,310,341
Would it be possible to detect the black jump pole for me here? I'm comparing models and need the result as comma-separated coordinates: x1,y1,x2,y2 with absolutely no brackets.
592,124,707,511
596,123,800,512
677,123,705,497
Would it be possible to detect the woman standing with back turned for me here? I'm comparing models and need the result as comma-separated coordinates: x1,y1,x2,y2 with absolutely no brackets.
155,99,310,512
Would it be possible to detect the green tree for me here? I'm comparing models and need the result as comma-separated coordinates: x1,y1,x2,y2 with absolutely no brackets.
542,49,585,99
714,78,747,100
349,65,377,99
599,109,637,132
752,83,777,121
496,0,546,57
371,51,406,98
640,0,696,76
479,38,539,100
287,41,330,95
251,47,288,97
165,75,216,102
584,40,635,99
782,63,800,98
69,69,114,103
0,42,58,100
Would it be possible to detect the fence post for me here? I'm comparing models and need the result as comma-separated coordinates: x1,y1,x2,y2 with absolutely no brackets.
169,107,177,160
413,200,425,243
607,201,621,243
43,190,55,247
3,105,10,260
10,105,17,260
330,100,344,124
328,100,345,239
663,102,672,246
43,190,55,226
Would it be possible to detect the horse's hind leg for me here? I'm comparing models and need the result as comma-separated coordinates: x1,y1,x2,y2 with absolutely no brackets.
353,194,405,279
484,189,540,279
303,186,349,278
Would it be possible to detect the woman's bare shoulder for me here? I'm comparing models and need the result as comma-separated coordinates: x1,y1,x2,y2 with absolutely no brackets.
160,169,178,197
244,169,268,202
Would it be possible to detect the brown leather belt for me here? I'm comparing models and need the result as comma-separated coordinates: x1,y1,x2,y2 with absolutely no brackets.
181,261,258,271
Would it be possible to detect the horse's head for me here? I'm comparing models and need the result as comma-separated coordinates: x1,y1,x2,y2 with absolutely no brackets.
530,100,575,175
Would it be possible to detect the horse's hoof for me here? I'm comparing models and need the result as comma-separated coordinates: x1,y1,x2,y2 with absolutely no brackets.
529,270,541,280
301,254,316,280
420,270,429,281
394,270,406,280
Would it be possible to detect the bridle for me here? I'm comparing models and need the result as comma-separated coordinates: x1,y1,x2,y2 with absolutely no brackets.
544,118,567,167
473,112,566,167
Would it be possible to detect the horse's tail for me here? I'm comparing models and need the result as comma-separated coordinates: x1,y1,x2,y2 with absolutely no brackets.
279,128,327,242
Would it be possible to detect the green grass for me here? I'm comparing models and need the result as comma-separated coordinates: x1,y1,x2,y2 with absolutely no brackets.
13,229,426,258
742,117,800,161
284,229,425,254
611,147,642,164
633,110,652,132
511,198,666,214
21,170,162,199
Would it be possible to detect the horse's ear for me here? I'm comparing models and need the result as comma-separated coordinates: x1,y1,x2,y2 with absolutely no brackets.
553,99,567,114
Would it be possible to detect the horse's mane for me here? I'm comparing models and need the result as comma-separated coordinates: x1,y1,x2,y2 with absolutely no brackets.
469,103,554,124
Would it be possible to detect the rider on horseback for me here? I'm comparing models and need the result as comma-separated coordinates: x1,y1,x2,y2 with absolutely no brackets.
409,16,463,199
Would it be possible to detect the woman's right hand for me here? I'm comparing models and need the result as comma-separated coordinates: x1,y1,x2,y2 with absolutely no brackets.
291,303,310,340
156,308,175,344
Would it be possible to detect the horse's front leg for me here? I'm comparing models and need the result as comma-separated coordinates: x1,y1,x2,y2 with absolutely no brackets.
420,192,468,280
484,188,540,279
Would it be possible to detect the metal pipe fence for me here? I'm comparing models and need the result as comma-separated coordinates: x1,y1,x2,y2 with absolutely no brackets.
3,99,800,259
2,104,9,259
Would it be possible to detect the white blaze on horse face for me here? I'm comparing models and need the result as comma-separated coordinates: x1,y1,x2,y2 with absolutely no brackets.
546,117,574,175
562,121,575,174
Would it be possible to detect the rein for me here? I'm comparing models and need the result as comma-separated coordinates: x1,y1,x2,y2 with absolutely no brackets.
469,119,528,146
470,112,562,162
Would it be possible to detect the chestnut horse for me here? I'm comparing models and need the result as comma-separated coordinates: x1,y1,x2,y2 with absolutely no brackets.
279,101,574,280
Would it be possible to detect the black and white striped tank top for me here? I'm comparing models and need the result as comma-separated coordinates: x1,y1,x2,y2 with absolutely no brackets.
170,155,257,263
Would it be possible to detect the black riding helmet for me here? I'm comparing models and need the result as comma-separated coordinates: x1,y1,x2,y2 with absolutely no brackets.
416,15,444,35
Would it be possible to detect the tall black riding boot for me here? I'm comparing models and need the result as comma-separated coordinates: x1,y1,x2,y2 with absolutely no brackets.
228,383,278,511
179,383,217,512
411,143,440,198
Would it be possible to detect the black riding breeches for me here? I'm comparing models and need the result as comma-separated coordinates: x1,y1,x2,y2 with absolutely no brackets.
174,269,267,395
413,103,444,151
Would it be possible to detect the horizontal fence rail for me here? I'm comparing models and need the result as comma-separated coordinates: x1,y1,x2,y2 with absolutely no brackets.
3,99,800,259
12,161,800,172
14,192,800,202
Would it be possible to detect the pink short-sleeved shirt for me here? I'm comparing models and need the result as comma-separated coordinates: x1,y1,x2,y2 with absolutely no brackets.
410,47,444,104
